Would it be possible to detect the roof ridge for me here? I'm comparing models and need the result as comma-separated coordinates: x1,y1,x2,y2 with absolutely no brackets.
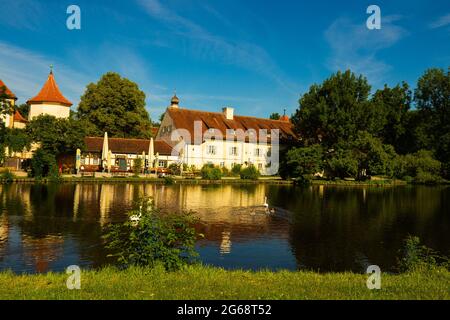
169,107,286,122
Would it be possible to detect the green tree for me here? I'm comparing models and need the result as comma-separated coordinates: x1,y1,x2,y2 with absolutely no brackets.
26,115,86,155
279,144,323,180
325,132,397,180
414,67,450,178
269,113,281,120
292,70,375,148
77,72,152,138
371,82,412,153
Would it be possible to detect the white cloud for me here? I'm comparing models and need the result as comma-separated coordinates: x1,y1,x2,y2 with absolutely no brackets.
429,13,450,29
325,15,407,86
137,0,298,94
0,41,89,107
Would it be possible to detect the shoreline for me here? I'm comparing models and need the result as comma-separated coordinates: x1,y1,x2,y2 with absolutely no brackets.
1,176,446,186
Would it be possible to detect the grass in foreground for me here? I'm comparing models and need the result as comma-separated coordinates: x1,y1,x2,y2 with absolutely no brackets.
0,265,449,300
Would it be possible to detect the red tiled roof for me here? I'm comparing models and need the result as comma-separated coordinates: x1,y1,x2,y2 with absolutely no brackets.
84,137,173,155
279,115,290,122
0,79,17,100
151,127,159,137
165,107,297,144
27,72,72,107
13,110,28,123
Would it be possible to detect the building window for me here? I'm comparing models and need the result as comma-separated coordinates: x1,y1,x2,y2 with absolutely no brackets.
207,145,216,155
230,146,238,156
258,163,263,170
93,158,99,165
255,148,261,156
159,160,166,167
220,162,225,168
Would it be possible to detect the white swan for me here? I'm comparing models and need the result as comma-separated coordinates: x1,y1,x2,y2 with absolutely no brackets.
130,205,142,223
263,196,269,209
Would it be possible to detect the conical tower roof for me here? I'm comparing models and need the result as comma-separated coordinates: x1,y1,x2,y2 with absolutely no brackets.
27,70,72,107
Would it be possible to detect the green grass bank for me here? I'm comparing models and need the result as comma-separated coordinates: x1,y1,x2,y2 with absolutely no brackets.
1,265,448,300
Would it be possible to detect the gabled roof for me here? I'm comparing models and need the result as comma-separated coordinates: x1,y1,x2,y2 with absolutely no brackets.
84,137,173,155
0,79,17,100
27,72,72,107
13,110,28,123
165,107,297,144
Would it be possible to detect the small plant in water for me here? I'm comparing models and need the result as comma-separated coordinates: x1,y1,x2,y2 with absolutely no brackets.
104,198,202,271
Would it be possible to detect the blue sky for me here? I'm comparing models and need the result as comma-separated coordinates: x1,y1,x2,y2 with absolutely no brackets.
0,0,449,120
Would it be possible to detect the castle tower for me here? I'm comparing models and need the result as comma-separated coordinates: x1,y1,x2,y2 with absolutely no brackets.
27,68,72,120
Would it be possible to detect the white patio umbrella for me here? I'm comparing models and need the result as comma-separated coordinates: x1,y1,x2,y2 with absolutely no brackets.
107,150,112,173
148,137,154,169
101,132,109,171
141,151,145,174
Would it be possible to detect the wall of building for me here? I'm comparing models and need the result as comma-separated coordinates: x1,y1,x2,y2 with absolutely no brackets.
28,103,70,120
182,139,271,174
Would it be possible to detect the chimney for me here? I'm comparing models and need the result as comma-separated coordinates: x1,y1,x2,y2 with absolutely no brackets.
223,107,234,120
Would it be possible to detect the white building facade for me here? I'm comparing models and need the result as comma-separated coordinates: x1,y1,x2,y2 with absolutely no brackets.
156,95,296,175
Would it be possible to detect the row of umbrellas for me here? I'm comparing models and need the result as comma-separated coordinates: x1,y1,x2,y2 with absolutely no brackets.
100,132,159,171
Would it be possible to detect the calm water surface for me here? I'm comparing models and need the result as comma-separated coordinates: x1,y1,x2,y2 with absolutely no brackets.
0,183,449,273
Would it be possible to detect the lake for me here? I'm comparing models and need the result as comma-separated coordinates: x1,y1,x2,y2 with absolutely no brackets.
0,183,449,273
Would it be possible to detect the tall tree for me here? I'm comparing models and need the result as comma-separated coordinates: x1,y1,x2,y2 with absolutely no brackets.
77,72,152,138
414,67,450,177
371,82,412,153
292,70,374,148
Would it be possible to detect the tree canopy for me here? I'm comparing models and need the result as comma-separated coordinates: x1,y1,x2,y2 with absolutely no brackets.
77,72,152,138
288,67,450,182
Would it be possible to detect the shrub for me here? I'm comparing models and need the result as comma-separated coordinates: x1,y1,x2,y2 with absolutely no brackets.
240,164,260,180
31,148,58,179
231,164,242,176
168,163,181,175
325,151,358,179
1,170,15,183
393,150,442,183
133,158,143,176
104,198,201,271
200,164,222,180
221,166,230,177
280,145,323,180
397,236,448,272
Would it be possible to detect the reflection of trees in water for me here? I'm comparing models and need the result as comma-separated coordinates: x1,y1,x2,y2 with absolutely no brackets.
2,183,449,273
284,185,450,272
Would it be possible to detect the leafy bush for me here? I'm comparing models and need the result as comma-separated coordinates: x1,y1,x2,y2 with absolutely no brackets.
221,166,230,177
280,145,323,180
132,158,143,176
168,163,181,175
104,198,201,271
393,150,442,183
200,164,222,180
231,164,242,176
240,164,260,180
397,236,449,272
31,148,58,179
0,170,15,183
325,150,358,179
